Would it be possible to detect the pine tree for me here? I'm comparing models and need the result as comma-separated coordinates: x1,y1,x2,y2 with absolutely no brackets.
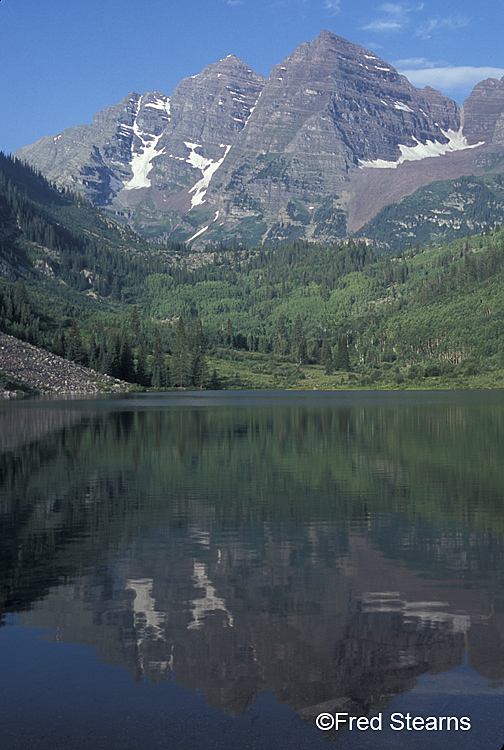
292,313,303,353
337,334,350,371
321,336,333,375
103,330,121,379
297,336,309,365
308,339,320,363
209,368,221,390
119,331,135,383
274,313,289,355
191,351,208,390
151,328,167,388
52,329,66,357
195,318,207,354
135,343,151,387
130,305,140,343
88,334,101,371
67,320,88,365
171,316,190,388
226,318,234,348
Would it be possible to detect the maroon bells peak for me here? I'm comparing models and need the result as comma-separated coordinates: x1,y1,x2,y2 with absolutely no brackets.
16,31,504,246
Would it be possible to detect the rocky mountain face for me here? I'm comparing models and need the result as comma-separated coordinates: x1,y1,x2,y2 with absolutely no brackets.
16,55,265,240
463,75,504,165
15,31,504,246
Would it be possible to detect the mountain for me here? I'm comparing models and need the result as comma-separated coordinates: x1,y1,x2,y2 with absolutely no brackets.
14,31,504,247
16,55,266,242
463,75,504,162
206,30,462,245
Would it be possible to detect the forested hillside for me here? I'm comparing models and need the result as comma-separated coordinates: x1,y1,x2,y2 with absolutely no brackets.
361,174,504,252
1,152,504,392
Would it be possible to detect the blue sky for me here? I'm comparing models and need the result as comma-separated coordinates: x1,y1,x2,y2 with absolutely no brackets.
1,0,503,154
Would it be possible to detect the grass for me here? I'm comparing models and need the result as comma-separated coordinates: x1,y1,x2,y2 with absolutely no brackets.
203,350,504,391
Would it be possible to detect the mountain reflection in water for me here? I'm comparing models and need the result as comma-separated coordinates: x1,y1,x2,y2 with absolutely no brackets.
1,391,504,748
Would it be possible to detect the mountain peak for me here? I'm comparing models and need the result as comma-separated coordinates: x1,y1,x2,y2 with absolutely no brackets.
199,53,260,78
316,28,360,46
462,74,504,147
15,30,496,247
294,29,386,62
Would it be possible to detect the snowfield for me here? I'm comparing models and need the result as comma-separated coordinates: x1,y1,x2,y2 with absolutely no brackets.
359,129,484,169
185,142,231,208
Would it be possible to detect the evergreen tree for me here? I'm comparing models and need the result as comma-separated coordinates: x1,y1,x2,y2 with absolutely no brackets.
135,342,151,387
88,334,101,371
191,318,208,389
297,336,309,365
13,281,28,317
337,334,350,371
119,331,135,382
274,313,289,355
103,330,121,379
171,316,190,388
308,339,320,363
195,318,207,354
191,351,208,390
292,313,303,353
66,320,88,365
130,305,140,343
321,335,333,375
52,329,66,357
226,317,234,347
209,368,221,390
151,328,167,388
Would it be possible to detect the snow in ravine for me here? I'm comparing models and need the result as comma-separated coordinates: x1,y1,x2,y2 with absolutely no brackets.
124,129,165,190
122,96,171,191
143,97,171,118
394,101,414,113
185,142,231,208
359,129,484,169
187,210,220,243
187,224,210,243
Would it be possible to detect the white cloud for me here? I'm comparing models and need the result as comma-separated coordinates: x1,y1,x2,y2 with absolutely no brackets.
362,2,423,33
364,19,404,31
394,57,446,69
416,15,470,39
324,0,341,12
381,2,409,11
399,66,504,92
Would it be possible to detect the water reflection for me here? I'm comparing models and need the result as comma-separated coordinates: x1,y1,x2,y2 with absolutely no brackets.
1,392,504,730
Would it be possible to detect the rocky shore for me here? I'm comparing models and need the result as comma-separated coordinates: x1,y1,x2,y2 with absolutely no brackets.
0,332,133,398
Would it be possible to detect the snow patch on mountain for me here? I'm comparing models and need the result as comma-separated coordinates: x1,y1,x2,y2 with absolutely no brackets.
359,129,484,169
144,97,171,119
124,100,166,190
185,142,231,208
394,101,413,113
124,131,165,189
187,210,221,243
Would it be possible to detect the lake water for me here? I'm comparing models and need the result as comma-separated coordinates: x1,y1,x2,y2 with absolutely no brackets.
1,390,504,749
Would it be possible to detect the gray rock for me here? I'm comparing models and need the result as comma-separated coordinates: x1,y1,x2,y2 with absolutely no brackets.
15,31,503,246
463,75,504,169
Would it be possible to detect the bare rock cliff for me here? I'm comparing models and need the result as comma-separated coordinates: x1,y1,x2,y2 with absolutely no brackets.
16,31,502,246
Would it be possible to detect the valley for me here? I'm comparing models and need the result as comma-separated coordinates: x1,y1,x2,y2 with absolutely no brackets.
2,31,504,394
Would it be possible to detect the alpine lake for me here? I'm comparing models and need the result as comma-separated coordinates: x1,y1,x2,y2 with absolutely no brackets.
1,390,504,750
